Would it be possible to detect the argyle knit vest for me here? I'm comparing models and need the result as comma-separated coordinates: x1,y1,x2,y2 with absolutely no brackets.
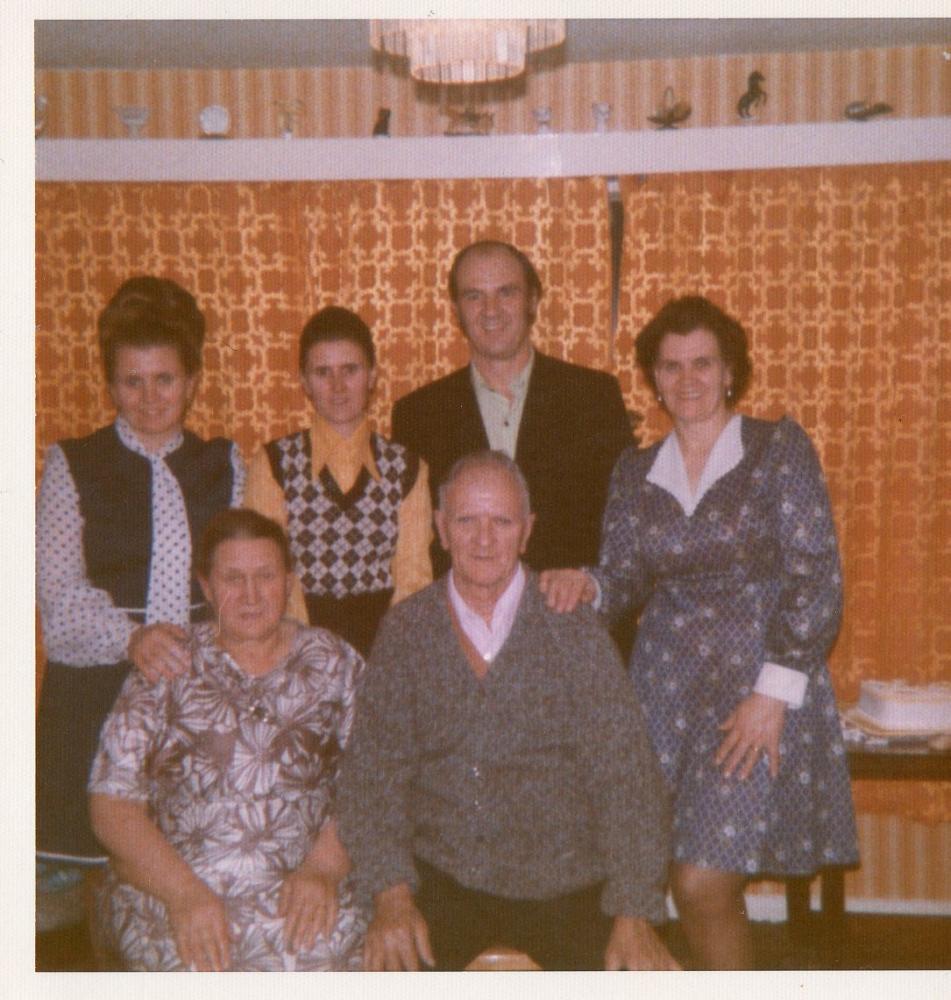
265,430,419,600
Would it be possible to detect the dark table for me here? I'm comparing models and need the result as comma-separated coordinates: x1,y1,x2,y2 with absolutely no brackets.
785,739,951,942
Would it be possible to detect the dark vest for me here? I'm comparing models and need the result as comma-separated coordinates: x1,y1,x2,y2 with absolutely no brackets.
59,424,235,614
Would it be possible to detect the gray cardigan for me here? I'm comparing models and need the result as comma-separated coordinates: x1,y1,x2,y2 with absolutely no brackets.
337,572,670,921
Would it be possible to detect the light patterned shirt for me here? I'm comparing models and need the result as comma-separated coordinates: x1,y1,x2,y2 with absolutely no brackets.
645,415,807,708
470,350,535,458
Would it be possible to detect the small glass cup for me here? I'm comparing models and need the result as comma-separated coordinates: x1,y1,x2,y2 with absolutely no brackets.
115,105,150,138
592,102,612,133
532,106,553,134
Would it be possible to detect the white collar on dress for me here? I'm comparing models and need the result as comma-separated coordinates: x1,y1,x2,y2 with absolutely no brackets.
646,413,744,516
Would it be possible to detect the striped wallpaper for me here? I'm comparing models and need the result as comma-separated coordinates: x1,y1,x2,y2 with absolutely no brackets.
35,44,949,140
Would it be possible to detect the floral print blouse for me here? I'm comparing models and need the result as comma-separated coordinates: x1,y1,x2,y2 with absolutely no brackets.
88,621,366,971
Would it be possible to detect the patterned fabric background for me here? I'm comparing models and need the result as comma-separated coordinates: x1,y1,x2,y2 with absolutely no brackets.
36,163,950,892
34,45,949,139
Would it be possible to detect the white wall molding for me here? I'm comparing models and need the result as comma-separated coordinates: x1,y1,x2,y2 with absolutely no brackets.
742,895,951,923
36,118,951,182
668,893,951,923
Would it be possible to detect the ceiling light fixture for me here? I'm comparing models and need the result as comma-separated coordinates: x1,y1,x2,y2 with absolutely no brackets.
370,19,566,85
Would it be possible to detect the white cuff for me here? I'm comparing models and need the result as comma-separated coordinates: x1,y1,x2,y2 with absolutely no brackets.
753,662,808,709
589,572,603,611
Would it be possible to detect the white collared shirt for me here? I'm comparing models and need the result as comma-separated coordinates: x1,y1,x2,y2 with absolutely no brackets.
114,417,193,627
447,562,526,664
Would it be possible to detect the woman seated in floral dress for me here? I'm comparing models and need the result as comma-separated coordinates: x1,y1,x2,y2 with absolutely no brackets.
88,508,365,971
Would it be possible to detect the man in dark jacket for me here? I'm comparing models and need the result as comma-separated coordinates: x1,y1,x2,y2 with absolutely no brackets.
391,240,633,577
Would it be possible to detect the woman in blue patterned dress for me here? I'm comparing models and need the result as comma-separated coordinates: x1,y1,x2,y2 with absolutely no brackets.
89,509,365,971
542,296,858,968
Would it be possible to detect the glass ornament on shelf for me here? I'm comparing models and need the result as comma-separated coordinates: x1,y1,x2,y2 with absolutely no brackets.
35,95,48,136
115,106,150,138
275,99,304,139
591,102,612,133
532,106,553,134
199,105,231,138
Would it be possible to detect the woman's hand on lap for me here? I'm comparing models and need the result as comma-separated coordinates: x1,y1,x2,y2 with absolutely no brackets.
168,882,231,971
279,866,339,953
715,692,786,780
604,916,681,970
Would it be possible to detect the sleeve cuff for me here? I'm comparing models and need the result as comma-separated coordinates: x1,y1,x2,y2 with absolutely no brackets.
116,618,138,663
588,570,604,611
754,662,808,709
600,881,668,924
353,861,419,912
229,442,248,506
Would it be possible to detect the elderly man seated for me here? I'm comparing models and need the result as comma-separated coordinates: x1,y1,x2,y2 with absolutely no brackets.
337,450,677,971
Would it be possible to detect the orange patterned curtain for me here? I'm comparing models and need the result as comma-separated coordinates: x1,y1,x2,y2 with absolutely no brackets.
36,178,616,451
36,164,949,821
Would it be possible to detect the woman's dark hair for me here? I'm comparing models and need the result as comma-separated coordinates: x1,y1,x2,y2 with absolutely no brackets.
195,508,293,579
448,240,544,305
98,276,205,383
635,295,753,401
298,306,375,372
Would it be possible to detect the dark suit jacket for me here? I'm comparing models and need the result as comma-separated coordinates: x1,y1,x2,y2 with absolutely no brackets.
391,351,634,575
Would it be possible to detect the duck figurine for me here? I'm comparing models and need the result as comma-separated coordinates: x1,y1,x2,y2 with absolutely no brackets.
844,100,893,122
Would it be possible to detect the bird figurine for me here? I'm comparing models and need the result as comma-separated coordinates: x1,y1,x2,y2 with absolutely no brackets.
372,107,391,137
648,86,692,129
844,100,893,122
737,71,767,119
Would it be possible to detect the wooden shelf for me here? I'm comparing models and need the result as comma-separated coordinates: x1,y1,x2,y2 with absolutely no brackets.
35,118,951,182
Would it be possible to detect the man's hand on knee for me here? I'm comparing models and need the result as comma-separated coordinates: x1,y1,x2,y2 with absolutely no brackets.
604,915,680,971
365,882,435,971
